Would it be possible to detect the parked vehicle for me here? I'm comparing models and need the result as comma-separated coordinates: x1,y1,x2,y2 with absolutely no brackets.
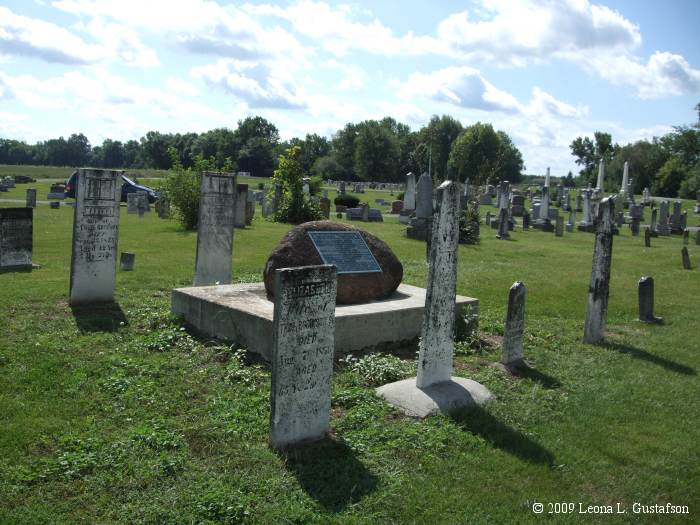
65,171,157,203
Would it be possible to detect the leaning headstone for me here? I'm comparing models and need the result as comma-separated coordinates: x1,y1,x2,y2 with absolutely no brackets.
501,281,526,368
638,276,662,323
583,197,615,344
0,208,33,271
269,265,337,450
26,189,37,208
120,252,135,271
69,169,122,305
193,172,236,286
681,247,691,270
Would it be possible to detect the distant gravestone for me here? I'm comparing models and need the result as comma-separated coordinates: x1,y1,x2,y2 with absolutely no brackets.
644,226,651,247
583,197,615,344
319,197,330,219
0,208,33,271
656,200,670,235
120,252,135,271
50,201,60,209
269,264,337,450
681,246,691,270
555,215,564,237
69,169,122,305
194,172,236,286
26,189,37,208
155,197,170,219
496,207,509,240
522,211,530,230
127,192,139,214
638,276,662,324
682,228,689,246
137,191,149,218
404,172,417,211
501,281,526,368
234,184,247,228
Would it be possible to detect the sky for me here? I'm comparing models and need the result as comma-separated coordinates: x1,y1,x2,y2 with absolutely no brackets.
0,0,699,176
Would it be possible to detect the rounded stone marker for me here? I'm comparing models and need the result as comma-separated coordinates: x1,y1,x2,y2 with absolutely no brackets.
120,252,136,271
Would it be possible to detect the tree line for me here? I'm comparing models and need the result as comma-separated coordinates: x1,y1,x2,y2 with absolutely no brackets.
0,115,524,186
570,103,700,199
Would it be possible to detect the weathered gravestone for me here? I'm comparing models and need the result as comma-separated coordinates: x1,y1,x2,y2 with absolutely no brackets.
319,197,330,219
155,197,170,219
500,281,526,369
638,276,662,324
656,200,670,235
376,180,493,417
193,172,236,286
644,226,651,247
0,208,33,271
137,191,149,218
69,169,122,305
555,215,564,237
583,197,615,344
269,265,337,450
26,189,37,208
496,207,510,240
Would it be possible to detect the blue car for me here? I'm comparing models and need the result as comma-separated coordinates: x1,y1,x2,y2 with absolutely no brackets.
65,171,157,203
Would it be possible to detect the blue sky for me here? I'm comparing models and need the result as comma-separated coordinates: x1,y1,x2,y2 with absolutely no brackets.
1,0,699,176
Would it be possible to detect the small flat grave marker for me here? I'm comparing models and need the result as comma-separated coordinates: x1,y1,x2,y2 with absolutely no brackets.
308,231,381,274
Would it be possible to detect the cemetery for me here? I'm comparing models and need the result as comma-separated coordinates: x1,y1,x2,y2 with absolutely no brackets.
0,164,698,523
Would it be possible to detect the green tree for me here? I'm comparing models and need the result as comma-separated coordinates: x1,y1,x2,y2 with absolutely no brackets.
607,140,669,194
353,120,400,181
570,131,616,187
418,115,463,180
233,116,279,177
270,146,322,224
652,157,688,197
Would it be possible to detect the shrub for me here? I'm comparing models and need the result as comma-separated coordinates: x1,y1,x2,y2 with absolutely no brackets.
679,162,700,199
459,199,480,244
309,175,323,195
160,149,233,230
396,191,404,201
270,146,322,224
334,194,360,207
340,353,413,386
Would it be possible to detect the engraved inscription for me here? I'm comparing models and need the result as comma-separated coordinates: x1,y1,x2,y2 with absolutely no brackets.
307,231,381,274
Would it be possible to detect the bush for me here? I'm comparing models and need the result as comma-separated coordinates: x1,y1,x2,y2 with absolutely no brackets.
679,162,700,199
161,149,233,230
270,146,322,224
334,194,360,207
396,191,404,201
340,353,413,386
309,175,323,195
459,199,480,244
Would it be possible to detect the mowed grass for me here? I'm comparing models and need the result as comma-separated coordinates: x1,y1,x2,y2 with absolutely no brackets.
1,176,699,524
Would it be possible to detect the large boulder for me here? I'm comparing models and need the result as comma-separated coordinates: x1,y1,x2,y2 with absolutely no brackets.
263,221,403,304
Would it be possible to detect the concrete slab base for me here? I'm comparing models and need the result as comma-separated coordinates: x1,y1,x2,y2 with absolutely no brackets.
375,377,494,418
171,283,478,361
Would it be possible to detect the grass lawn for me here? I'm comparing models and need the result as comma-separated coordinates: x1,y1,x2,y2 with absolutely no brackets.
1,175,699,524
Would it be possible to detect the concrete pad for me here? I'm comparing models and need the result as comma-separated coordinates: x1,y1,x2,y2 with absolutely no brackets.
171,283,477,361
375,377,494,418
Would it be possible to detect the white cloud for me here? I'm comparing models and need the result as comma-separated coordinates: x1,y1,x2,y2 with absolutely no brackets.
396,66,522,114
579,51,700,99
192,59,307,109
437,0,641,66
0,5,101,64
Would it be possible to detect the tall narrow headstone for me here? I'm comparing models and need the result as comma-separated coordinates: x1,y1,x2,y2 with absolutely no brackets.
127,192,139,214
644,226,651,247
26,189,37,208
269,265,337,450
0,208,33,271
583,197,615,344
403,172,417,211
193,171,236,286
638,276,662,323
656,200,670,235
555,215,564,237
496,207,509,239
501,281,526,367
417,180,460,388
69,169,122,305
681,247,691,270
234,184,248,228
416,172,433,219
596,159,605,191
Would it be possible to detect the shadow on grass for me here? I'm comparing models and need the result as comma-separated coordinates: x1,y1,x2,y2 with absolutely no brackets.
602,341,696,376
71,302,127,332
281,436,378,513
512,363,562,389
450,406,555,467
